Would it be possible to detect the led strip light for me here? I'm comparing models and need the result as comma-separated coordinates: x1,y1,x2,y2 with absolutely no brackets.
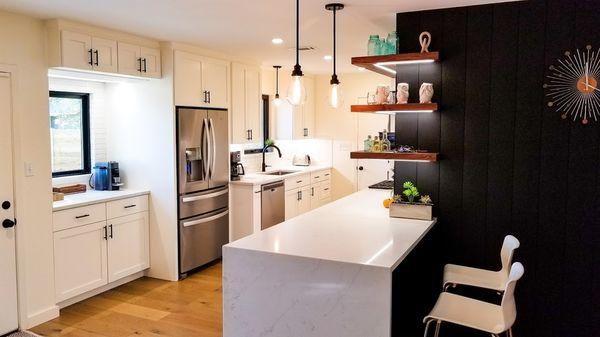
372,59,437,75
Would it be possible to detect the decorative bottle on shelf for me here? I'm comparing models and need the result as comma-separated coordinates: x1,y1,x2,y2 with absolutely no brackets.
364,135,373,152
372,136,382,152
386,31,398,54
367,35,379,56
381,130,391,152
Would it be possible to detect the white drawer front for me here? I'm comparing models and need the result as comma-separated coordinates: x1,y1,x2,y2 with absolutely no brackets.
107,195,149,219
311,169,331,184
53,203,106,232
285,174,310,191
320,181,332,200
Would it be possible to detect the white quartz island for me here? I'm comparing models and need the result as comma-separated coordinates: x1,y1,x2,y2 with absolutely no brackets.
223,189,437,337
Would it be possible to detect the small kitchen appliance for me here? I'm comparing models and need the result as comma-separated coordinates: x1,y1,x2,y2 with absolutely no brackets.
292,154,311,166
92,161,123,191
230,151,245,181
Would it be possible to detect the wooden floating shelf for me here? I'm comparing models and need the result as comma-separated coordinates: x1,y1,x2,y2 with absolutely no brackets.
351,103,438,113
352,52,440,77
350,151,439,162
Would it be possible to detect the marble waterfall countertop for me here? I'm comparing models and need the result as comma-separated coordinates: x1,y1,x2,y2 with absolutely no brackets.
53,189,150,211
223,189,437,337
229,165,332,186
225,188,436,270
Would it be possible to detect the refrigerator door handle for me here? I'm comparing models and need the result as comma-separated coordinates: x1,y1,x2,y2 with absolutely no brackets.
202,118,209,180
181,187,228,203
182,209,229,228
209,118,217,179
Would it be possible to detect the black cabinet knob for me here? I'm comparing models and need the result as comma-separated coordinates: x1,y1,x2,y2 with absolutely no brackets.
358,166,364,171
2,201,10,210
3,219,15,228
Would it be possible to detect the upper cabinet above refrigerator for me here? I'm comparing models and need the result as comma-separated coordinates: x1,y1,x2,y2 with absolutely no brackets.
174,50,229,109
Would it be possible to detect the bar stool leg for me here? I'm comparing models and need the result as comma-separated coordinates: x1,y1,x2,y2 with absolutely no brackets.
423,319,433,337
508,328,514,337
434,320,442,337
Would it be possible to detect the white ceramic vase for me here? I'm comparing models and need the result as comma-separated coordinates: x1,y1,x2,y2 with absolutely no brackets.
396,83,409,104
419,83,434,103
375,85,390,105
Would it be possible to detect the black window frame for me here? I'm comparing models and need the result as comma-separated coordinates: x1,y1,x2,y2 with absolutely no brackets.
49,91,92,177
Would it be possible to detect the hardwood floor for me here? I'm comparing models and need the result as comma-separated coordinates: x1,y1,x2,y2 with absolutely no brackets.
31,262,223,337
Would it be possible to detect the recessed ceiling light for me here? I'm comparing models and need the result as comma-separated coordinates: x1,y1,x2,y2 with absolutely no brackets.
272,38,284,45
324,55,333,61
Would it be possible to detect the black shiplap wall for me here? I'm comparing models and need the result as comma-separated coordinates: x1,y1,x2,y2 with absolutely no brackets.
393,1,600,336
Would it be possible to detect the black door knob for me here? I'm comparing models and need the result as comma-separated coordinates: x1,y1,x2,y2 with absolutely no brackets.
358,166,364,171
3,219,15,228
2,201,10,210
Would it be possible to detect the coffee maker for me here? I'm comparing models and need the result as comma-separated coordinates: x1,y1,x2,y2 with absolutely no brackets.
92,161,124,190
230,151,245,181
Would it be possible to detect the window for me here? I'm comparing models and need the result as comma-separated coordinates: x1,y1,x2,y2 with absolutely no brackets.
49,91,91,177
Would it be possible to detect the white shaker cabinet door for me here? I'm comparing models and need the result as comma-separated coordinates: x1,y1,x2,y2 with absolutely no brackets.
117,42,142,76
202,58,229,109
140,46,161,78
285,189,300,220
61,30,93,70
92,37,118,73
174,51,204,107
107,212,150,283
231,63,248,143
298,186,312,215
54,221,108,302
244,66,262,142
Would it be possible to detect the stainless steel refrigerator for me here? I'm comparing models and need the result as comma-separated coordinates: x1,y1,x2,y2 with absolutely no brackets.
177,107,229,278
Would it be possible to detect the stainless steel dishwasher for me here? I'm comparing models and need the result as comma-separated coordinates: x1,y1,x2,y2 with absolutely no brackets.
261,181,285,230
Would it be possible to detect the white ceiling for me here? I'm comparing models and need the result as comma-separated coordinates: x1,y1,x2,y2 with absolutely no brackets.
0,0,514,74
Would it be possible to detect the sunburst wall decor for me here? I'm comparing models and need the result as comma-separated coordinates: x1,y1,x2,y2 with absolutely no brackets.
544,45,600,124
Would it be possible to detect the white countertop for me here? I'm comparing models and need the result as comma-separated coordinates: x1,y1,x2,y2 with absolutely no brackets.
53,189,150,211
230,165,331,186
225,188,436,270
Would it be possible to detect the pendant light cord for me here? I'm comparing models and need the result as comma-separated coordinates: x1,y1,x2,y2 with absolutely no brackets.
333,7,337,77
296,0,299,66
276,67,279,95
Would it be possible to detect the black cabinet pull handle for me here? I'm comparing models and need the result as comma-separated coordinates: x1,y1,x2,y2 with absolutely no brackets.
303,128,308,137
109,224,113,239
3,219,15,229
88,49,94,66
75,214,90,219
137,57,142,72
124,204,136,209
94,50,99,66
207,91,211,103
296,180,303,184
311,187,314,196
250,129,253,140
103,226,108,240
142,58,147,72
297,191,302,201
324,188,330,191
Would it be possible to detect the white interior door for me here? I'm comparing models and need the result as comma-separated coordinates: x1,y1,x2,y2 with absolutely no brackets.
0,72,18,335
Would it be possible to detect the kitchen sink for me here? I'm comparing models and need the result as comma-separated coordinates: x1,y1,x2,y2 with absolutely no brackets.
261,170,299,176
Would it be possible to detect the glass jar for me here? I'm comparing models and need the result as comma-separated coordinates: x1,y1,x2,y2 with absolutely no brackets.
367,35,379,56
381,130,391,152
375,38,387,55
386,31,398,54
372,136,381,152
364,135,373,152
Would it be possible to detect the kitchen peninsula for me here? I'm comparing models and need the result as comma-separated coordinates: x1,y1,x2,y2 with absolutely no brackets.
223,189,437,337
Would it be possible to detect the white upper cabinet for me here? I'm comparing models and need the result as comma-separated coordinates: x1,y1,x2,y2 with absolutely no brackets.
231,62,262,143
117,42,161,78
92,37,118,73
274,75,316,140
47,20,161,78
174,50,229,109
61,30,93,70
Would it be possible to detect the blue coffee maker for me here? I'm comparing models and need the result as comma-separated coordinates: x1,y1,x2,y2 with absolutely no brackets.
92,163,110,191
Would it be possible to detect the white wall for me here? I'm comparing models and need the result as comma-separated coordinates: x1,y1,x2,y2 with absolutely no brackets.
105,47,178,281
314,72,394,200
0,10,58,328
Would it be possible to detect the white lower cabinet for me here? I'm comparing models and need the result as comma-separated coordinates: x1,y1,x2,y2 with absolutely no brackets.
53,195,149,303
107,212,150,282
54,221,108,302
285,169,332,220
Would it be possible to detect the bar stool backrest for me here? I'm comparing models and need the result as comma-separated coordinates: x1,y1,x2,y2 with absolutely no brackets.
500,235,520,275
500,262,524,331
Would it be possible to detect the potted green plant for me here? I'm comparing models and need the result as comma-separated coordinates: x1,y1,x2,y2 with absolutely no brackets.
389,181,433,220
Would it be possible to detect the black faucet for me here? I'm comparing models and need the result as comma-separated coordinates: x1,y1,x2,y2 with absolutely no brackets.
262,144,282,172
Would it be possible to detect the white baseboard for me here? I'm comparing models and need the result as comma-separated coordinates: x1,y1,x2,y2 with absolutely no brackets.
57,271,145,309
24,305,59,329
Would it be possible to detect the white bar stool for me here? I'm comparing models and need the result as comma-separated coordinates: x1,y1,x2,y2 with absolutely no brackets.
443,235,520,292
423,262,524,337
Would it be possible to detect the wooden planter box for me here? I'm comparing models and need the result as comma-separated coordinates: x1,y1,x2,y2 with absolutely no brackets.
389,202,433,221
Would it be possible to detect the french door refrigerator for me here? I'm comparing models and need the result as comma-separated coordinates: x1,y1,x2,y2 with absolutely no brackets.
177,107,229,278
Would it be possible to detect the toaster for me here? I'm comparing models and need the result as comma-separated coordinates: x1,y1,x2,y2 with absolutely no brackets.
292,154,311,166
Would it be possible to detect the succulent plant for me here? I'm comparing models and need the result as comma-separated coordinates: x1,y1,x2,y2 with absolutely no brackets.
420,195,432,204
402,181,420,203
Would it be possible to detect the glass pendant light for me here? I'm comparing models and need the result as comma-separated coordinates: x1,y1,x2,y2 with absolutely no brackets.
326,3,344,109
272,65,282,106
287,0,307,106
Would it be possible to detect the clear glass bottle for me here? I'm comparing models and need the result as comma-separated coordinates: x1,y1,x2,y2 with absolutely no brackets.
386,31,397,54
364,135,373,152
376,38,387,55
372,136,381,152
367,35,379,56
381,130,391,152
